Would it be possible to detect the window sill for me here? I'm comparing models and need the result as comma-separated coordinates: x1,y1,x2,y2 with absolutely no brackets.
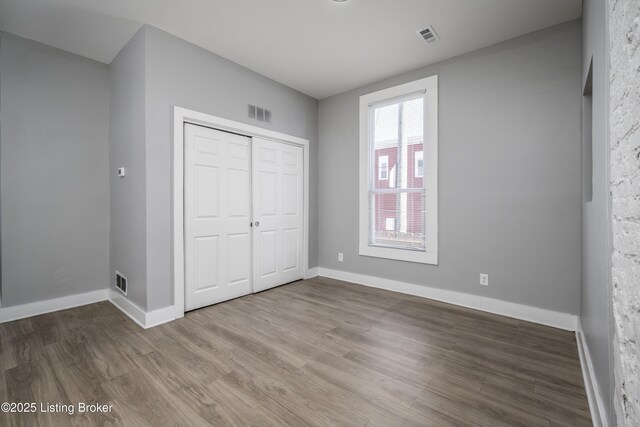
359,243,438,265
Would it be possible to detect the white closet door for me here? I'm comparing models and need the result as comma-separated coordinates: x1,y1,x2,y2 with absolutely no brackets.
252,138,304,292
184,124,252,311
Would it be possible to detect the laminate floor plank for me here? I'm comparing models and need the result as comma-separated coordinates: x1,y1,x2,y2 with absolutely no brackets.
194,317,308,372
0,318,35,344
305,351,423,408
1,278,591,426
130,351,216,394
255,365,372,427
65,328,132,382
414,383,551,427
329,325,451,368
3,332,46,370
453,335,583,378
365,318,457,351
210,370,326,427
342,347,441,390
170,383,246,427
103,322,156,358
534,377,589,405
289,367,408,427
137,331,235,386
271,289,376,332
242,308,354,358
480,375,591,426
6,360,69,427
47,360,123,426
101,371,188,426
239,293,343,333
452,340,584,388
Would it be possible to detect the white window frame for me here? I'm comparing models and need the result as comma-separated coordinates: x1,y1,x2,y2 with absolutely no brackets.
415,150,424,178
378,155,389,180
358,75,438,265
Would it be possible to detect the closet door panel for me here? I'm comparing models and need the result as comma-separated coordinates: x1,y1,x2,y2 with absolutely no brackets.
252,138,304,292
184,124,252,311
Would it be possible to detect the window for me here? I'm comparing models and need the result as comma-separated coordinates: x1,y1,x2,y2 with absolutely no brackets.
378,156,389,180
415,150,424,178
359,75,438,264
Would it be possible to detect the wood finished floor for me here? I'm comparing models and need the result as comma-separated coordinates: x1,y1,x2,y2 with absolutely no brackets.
0,277,591,426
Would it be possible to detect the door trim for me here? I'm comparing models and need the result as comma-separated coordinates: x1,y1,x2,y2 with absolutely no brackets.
172,106,311,319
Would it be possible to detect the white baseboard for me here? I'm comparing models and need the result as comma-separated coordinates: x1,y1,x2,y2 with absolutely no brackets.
576,319,608,427
305,267,319,279
145,305,176,328
0,289,108,323
108,289,175,329
317,268,578,331
108,289,146,328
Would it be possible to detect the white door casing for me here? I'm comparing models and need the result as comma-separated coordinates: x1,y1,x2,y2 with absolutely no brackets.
252,138,304,292
184,124,252,310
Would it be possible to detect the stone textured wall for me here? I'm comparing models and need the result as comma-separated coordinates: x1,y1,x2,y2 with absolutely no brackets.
609,0,640,425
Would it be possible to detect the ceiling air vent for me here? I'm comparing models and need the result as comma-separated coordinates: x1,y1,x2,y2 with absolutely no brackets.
417,25,440,44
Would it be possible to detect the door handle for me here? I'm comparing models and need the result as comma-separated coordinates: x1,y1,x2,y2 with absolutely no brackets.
255,221,260,227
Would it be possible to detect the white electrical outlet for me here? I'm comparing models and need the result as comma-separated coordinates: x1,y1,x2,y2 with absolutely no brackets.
338,252,344,262
480,273,489,286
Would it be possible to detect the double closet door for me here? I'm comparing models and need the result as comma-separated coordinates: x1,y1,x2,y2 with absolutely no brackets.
184,123,304,311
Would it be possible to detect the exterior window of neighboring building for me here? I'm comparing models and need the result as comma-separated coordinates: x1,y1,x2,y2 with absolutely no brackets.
378,156,389,180
359,75,438,265
415,150,424,178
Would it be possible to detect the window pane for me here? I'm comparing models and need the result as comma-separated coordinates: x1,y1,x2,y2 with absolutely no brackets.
371,97,423,191
369,95,425,251
369,190,425,251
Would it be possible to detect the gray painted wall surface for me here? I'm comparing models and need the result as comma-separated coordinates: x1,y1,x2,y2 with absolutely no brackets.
318,21,582,314
143,26,319,310
0,32,109,306
581,0,614,424
109,28,148,310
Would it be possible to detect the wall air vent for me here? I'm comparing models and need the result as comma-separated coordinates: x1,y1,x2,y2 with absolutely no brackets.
417,25,440,44
115,271,127,295
248,104,272,123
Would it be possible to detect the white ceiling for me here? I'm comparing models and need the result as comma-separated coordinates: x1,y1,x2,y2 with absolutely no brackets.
0,0,581,99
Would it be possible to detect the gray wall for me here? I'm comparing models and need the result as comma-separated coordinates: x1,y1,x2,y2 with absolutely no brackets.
143,26,319,310
581,0,614,424
318,21,582,314
0,32,109,306
109,28,148,310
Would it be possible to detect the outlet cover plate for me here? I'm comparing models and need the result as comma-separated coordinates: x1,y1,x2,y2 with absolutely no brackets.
480,273,489,286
